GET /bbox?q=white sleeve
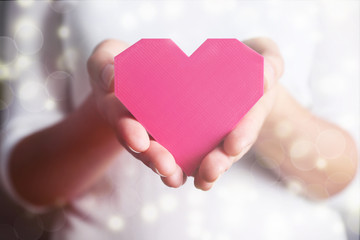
[0,2,72,213]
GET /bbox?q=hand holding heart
[87,37,284,190]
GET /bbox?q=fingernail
[128,145,140,154]
[264,58,275,90]
[148,162,167,177]
[155,167,166,177]
[101,64,114,90]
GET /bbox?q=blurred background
[0,0,359,240]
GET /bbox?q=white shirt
[0,1,359,240]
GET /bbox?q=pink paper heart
[114,39,263,176]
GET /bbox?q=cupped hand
[88,37,284,191]
[87,39,186,187]
[194,37,285,190]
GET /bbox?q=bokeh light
[141,203,158,223]
[158,193,178,212]
[14,18,44,55]
[18,80,47,112]
[0,1,358,239]
[14,54,32,74]
[18,81,43,101]
[57,25,70,39]
[290,139,317,171]
[44,98,56,111]
[16,0,34,8]
[315,157,327,170]
[0,64,12,81]
[274,119,293,139]
[107,215,125,232]
[284,176,306,196]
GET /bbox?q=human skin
[9,38,358,207]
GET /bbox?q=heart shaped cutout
[114,39,263,176]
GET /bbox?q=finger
[160,165,186,188]
[194,169,214,191]
[87,39,129,93]
[243,37,284,91]
[223,87,277,157]
[115,112,151,153]
[99,94,150,153]
[198,147,232,183]
[139,140,178,177]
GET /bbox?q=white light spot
[0,64,11,80]
[138,2,157,21]
[290,140,311,158]
[57,25,70,39]
[44,99,56,111]
[315,158,327,170]
[18,81,42,100]
[290,139,317,171]
[285,178,305,195]
[107,215,125,232]
[141,203,158,223]
[120,13,138,30]
[16,0,34,8]
[14,18,44,55]
[159,194,178,212]
[275,120,293,138]
[14,55,32,73]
